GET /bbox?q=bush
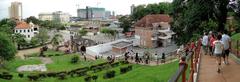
[120,65,133,74]
[18,73,24,78]
[103,70,115,79]
[71,55,79,64]
[27,74,39,81]
[58,73,66,80]
[92,75,98,81]
[46,72,57,77]
[84,75,92,82]
[1,74,13,80]
[76,70,87,77]
[111,62,120,67]
[39,73,47,78]
[120,61,129,65]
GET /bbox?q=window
[20,30,22,33]
[24,30,26,32]
[31,29,33,32]
[15,30,18,33]
[28,29,30,32]
[28,35,30,38]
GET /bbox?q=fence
[231,40,240,58]
[168,44,201,82]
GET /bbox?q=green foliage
[51,33,63,50]
[131,2,172,21]
[25,16,40,24]
[0,32,17,61]
[79,29,88,37]
[35,28,49,45]
[39,20,65,30]
[231,33,240,41]
[100,28,117,40]
[71,55,79,64]
[171,0,228,45]
[119,16,132,33]
[0,19,16,34]
[12,33,28,49]
[30,36,40,47]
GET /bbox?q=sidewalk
[198,54,240,82]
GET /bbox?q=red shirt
[210,36,215,47]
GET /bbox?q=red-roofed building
[14,21,39,40]
[134,14,175,48]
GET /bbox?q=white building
[38,11,71,23]
[14,21,39,40]
[38,12,53,21]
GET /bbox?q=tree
[51,33,63,51]
[131,2,172,21]
[171,0,227,45]
[0,32,17,62]
[0,18,16,34]
[25,16,40,24]
[119,16,132,33]
[78,29,88,37]
[35,28,49,45]
[30,36,40,47]
[12,33,28,50]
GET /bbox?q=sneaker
[223,61,227,64]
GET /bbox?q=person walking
[213,34,224,73]
[221,31,231,64]
[209,33,216,56]
[202,32,209,55]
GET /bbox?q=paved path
[16,44,52,59]
[198,54,240,82]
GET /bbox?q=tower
[9,1,23,20]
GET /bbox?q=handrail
[168,52,193,82]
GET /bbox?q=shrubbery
[120,65,133,74]
[71,55,79,64]
[103,70,115,79]
[18,73,24,78]
[0,72,13,80]
[27,74,39,81]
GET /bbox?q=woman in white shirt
[213,34,224,73]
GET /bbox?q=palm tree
[51,33,63,51]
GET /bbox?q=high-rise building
[130,4,135,14]
[38,11,71,23]
[9,1,23,20]
[77,7,106,20]
[105,11,111,19]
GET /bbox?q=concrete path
[198,54,240,82]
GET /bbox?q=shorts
[223,49,230,58]
[214,53,222,57]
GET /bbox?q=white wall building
[14,22,39,40]
[38,11,70,23]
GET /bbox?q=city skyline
[0,0,172,19]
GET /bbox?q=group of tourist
[124,50,166,65]
[201,31,231,73]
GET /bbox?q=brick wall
[135,27,153,48]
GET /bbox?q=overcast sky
[0,0,172,19]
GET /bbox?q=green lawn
[0,60,178,82]
[1,57,42,72]
[0,50,179,82]
[46,55,106,72]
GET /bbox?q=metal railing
[168,44,201,82]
